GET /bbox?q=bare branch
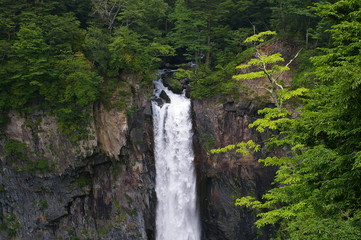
[258,86,273,95]
[275,48,302,82]
[285,48,302,68]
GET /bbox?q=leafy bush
[4,140,26,157]
[190,47,255,99]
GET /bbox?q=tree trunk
[205,18,211,70]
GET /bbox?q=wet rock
[223,101,236,112]
[159,90,171,104]
[152,90,172,108]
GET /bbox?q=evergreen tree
[236,1,361,239]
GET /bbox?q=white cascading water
[152,71,200,240]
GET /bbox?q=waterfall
[152,71,200,240]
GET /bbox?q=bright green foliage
[84,25,113,75]
[233,31,303,110]
[87,0,174,79]
[249,108,292,133]
[109,26,174,75]
[278,87,308,102]
[0,6,101,139]
[243,31,276,43]
[235,54,285,70]
[211,140,260,156]
[190,47,255,99]
[235,1,361,239]
[249,88,308,132]
[173,68,194,80]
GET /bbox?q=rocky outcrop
[0,75,156,240]
[193,99,277,240]
[3,110,97,173]
[94,102,128,160]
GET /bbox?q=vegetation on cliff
[231,1,361,239]
[0,0,333,132]
[0,0,360,239]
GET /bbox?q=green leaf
[244,31,276,43]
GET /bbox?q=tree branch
[275,48,302,82]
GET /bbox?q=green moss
[112,166,121,178]
[113,200,127,223]
[74,175,92,188]
[165,76,183,93]
[0,113,9,130]
[129,208,137,216]
[0,214,20,238]
[4,139,26,157]
[113,200,122,212]
[126,104,137,118]
[54,105,94,144]
[39,199,48,209]
[26,158,55,174]
[98,225,112,236]
[199,133,216,149]
[117,212,127,223]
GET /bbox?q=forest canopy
[0,0,335,122]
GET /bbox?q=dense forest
[0,0,360,239]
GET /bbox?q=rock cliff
[193,99,277,240]
[0,39,296,239]
[0,75,156,240]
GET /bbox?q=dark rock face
[159,90,171,104]
[153,90,171,107]
[193,98,277,240]
[0,75,156,240]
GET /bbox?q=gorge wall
[0,84,275,240]
[0,75,156,240]
[0,39,298,239]
[193,99,277,240]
